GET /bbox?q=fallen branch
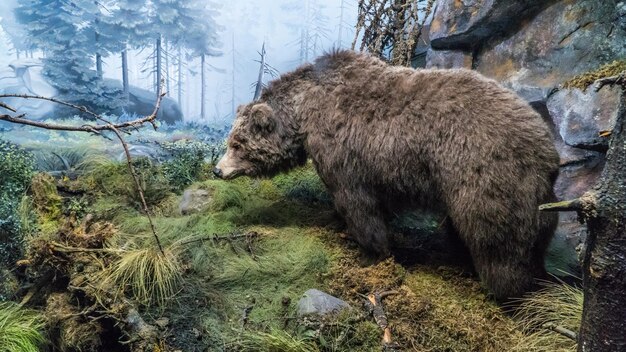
[177,231,260,246]
[543,322,577,341]
[539,199,583,212]
[360,290,400,351]
[593,72,626,92]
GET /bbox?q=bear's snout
[213,167,223,178]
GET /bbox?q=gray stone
[474,0,626,101]
[425,49,473,69]
[429,0,548,50]
[547,86,621,150]
[179,188,213,215]
[296,289,350,317]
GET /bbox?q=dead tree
[541,75,626,352]
[353,0,435,66]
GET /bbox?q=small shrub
[0,302,47,352]
[102,247,182,307]
[272,164,331,204]
[160,139,225,191]
[512,283,582,352]
[0,140,35,268]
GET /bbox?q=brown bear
[214,50,559,301]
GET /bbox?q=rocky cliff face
[425,0,626,271]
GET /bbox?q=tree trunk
[201,53,206,120]
[231,31,236,119]
[121,49,129,102]
[164,39,170,96]
[338,0,345,47]
[577,90,626,351]
[16,49,20,60]
[155,36,162,95]
[177,46,183,111]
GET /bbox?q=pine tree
[106,0,151,100]
[15,0,122,113]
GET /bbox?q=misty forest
[0,0,625,351]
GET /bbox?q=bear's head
[214,102,306,179]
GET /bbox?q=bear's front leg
[333,187,390,259]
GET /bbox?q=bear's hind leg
[333,188,390,259]
[470,244,541,302]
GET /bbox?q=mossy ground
[8,146,582,351]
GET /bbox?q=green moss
[84,158,172,209]
[562,60,626,91]
[30,173,62,235]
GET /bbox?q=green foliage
[0,140,35,268]
[0,140,35,195]
[33,148,89,174]
[160,139,225,191]
[0,302,46,352]
[272,165,331,204]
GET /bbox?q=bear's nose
[213,167,223,178]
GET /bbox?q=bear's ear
[250,103,276,134]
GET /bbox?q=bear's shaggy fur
[215,50,559,301]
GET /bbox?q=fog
[0,0,357,124]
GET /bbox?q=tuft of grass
[103,247,183,307]
[511,283,582,352]
[562,60,626,91]
[232,328,320,352]
[0,302,46,352]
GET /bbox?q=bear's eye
[230,143,241,151]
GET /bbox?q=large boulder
[0,59,183,124]
[0,60,57,119]
[474,0,626,103]
[429,0,549,50]
[179,188,213,216]
[547,86,622,150]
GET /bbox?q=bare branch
[539,199,583,212]
[593,72,626,92]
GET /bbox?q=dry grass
[232,328,320,352]
[511,283,582,352]
[102,246,183,307]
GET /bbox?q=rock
[474,0,626,103]
[425,49,472,69]
[429,0,548,50]
[547,86,622,150]
[296,289,350,317]
[104,78,183,125]
[117,144,163,162]
[0,59,183,124]
[0,59,57,120]
[179,188,213,215]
